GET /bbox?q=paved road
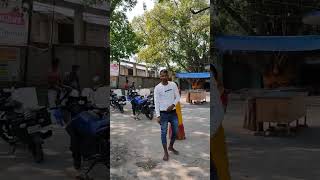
[110,99,210,180]
[224,99,320,180]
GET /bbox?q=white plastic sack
[93,86,109,108]
[112,89,123,97]
[11,87,39,110]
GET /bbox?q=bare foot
[168,147,179,155]
[163,153,169,161]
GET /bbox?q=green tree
[132,0,210,72]
[110,0,143,62]
[110,11,142,62]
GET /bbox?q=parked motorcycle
[51,86,108,180]
[129,91,154,120]
[0,89,52,163]
[110,90,126,113]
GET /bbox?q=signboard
[110,63,119,76]
[0,0,29,46]
[0,47,20,81]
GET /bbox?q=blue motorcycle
[51,87,108,180]
[129,91,154,120]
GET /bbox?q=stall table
[186,90,206,104]
[243,91,308,135]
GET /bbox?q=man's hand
[156,116,161,124]
[166,104,175,112]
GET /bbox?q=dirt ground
[224,97,320,180]
[110,94,210,180]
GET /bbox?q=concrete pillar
[74,9,84,45]
[133,64,137,76]
[54,21,59,43]
[40,20,48,42]
[145,68,149,77]
[48,19,58,44]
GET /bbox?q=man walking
[154,69,180,161]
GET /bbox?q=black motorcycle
[0,90,52,163]
[110,90,126,113]
[129,91,154,120]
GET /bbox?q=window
[128,68,133,76]
[58,23,74,43]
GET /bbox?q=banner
[0,47,20,81]
[110,63,119,76]
[0,0,29,46]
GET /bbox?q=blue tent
[176,72,211,79]
[215,35,320,52]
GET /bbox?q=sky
[126,0,155,22]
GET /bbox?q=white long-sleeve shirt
[154,81,180,118]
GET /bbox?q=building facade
[0,0,109,88]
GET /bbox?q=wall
[26,45,107,88]
[111,75,160,89]
[31,13,59,44]
[31,14,107,47]
[85,23,108,47]
[137,69,146,77]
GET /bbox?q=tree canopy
[110,0,143,62]
[132,0,210,72]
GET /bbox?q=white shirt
[154,81,180,118]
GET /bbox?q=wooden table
[243,91,308,135]
[186,90,206,104]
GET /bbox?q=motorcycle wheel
[146,111,154,120]
[31,136,44,163]
[119,105,124,113]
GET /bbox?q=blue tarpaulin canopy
[215,35,320,52]
[176,72,211,79]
